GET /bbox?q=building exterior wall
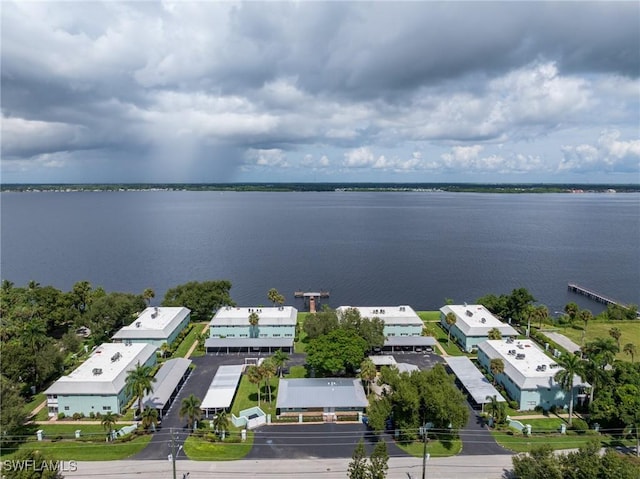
[383,324,422,337]
[114,312,190,346]
[209,324,295,338]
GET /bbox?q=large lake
[1,191,638,314]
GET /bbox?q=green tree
[490,358,505,385]
[609,327,622,349]
[617,383,640,457]
[512,444,563,479]
[485,394,506,425]
[306,329,368,376]
[260,358,277,403]
[124,362,156,417]
[142,288,155,306]
[366,396,392,434]
[162,280,235,321]
[487,328,502,340]
[583,337,619,368]
[86,292,146,342]
[71,280,93,315]
[623,343,637,363]
[0,375,28,449]
[577,309,593,346]
[272,349,289,378]
[179,394,202,430]
[564,302,580,323]
[4,449,65,478]
[267,288,285,306]
[534,305,549,329]
[246,365,264,406]
[445,312,457,347]
[140,407,159,432]
[20,317,48,388]
[505,287,536,325]
[101,411,117,440]
[213,410,230,440]
[359,358,377,395]
[358,317,386,351]
[303,307,339,340]
[347,439,368,479]
[248,312,260,338]
[368,440,389,479]
[554,353,586,426]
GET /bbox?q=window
[64,406,70,411]
[103,406,111,411]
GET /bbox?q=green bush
[57,412,66,420]
[570,418,589,433]
[72,412,83,420]
[508,400,519,410]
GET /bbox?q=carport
[383,336,437,352]
[444,356,506,411]
[142,358,192,419]
[200,364,244,417]
[205,337,294,354]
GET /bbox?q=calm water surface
[1,191,638,313]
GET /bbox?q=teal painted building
[209,306,297,339]
[112,306,191,347]
[336,305,423,337]
[45,342,158,417]
[440,304,518,352]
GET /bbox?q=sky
[1,1,639,184]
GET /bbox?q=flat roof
[112,307,190,340]
[336,306,423,326]
[201,365,244,411]
[478,339,589,390]
[440,305,518,337]
[444,356,506,404]
[143,358,192,411]
[396,363,420,374]
[210,306,297,327]
[369,355,397,367]
[205,337,294,349]
[45,343,158,395]
[276,378,368,410]
[384,336,437,347]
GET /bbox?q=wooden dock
[294,290,330,298]
[567,283,625,308]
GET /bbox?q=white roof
[478,339,589,390]
[276,378,368,409]
[112,307,190,340]
[444,356,505,404]
[369,355,397,367]
[209,306,297,327]
[336,306,423,326]
[45,343,158,395]
[200,364,244,410]
[143,358,192,410]
[440,305,518,337]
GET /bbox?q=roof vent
[92,368,103,375]
[480,318,486,323]
[111,352,122,362]
[136,322,141,328]
[466,310,473,317]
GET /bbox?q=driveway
[458,404,511,456]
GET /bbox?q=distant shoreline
[2,183,639,193]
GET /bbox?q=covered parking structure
[142,358,192,419]
[444,356,506,410]
[205,337,294,354]
[200,364,244,417]
[382,336,437,352]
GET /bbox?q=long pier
[567,283,625,308]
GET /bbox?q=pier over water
[567,283,634,311]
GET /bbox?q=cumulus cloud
[559,130,640,173]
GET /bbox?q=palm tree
[535,305,549,329]
[140,407,159,432]
[485,395,506,425]
[445,312,457,347]
[273,349,289,378]
[213,410,230,440]
[179,394,202,431]
[142,288,155,306]
[260,358,277,403]
[564,302,579,323]
[582,357,607,405]
[577,309,593,345]
[267,288,285,307]
[583,337,619,368]
[101,412,117,441]
[487,328,502,340]
[623,343,637,363]
[359,358,377,395]
[489,358,504,385]
[125,362,156,417]
[159,342,170,359]
[21,317,47,387]
[246,365,263,406]
[609,327,622,349]
[553,353,586,426]
[248,312,260,338]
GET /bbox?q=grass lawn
[553,321,640,361]
[24,393,46,418]
[395,435,463,457]
[231,374,278,419]
[429,323,466,356]
[491,430,635,453]
[295,312,309,353]
[1,435,152,460]
[33,424,121,437]
[286,365,307,378]
[518,417,566,432]
[184,432,253,460]
[417,311,441,322]
[172,322,207,358]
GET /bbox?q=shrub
[570,418,589,434]
[72,412,83,420]
[57,412,65,420]
[549,405,558,414]
[508,400,519,410]
[89,412,95,419]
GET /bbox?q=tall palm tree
[583,337,619,368]
[487,328,502,340]
[445,312,457,347]
[485,395,506,425]
[273,349,289,378]
[553,353,586,426]
[359,358,377,395]
[260,358,277,403]
[213,410,230,440]
[623,343,637,363]
[577,309,593,346]
[125,362,156,417]
[140,407,159,432]
[564,302,579,323]
[267,288,285,307]
[609,327,622,349]
[248,312,260,338]
[179,394,202,431]
[535,305,549,329]
[101,412,117,441]
[582,357,607,405]
[159,342,170,359]
[21,317,47,388]
[489,358,505,385]
[142,288,155,306]
[246,365,263,406]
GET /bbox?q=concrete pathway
[459,404,510,456]
[544,332,581,353]
[183,323,209,359]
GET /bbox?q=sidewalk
[184,322,209,358]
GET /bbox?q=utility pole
[421,425,429,479]
[169,428,178,479]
